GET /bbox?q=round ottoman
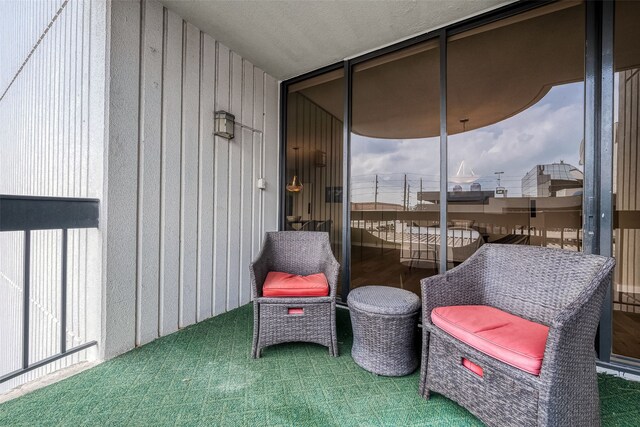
[347,286,421,376]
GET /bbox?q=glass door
[349,40,441,296]
[446,2,585,265]
[611,0,640,361]
[284,69,344,265]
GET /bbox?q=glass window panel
[612,0,640,361]
[285,70,344,268]
[350,40,440,296]
[446,2,585,267]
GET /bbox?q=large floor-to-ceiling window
[283,69,344,265]
[446,2,585,266]
[350,40,440,295]
[281,0,640,370]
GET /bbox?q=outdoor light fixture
[286,147,303,192]
[214,111,235,139]
[315,150,327,167]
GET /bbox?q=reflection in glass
[612,0,640,361]
[284,70,344,266]
[350,40,440,296]
[446,2,585,267]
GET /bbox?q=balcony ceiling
[294,2,590,139]
[159,0,513,80]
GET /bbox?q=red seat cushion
[431,305,549,375]
[262,271,329,297]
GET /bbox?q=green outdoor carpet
[1,304,639,427]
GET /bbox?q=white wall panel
[197,33,216,322]
[104,0,140,359]
[105,0,280,356]
[0,0,106,393]
[159,8,183,337]
[213,42,231,316]
[179,22,200,328]
[0,0,66,99]
[239,127,254,306]
[136,0,163,346]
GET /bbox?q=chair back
[316,220,332,233]
[262,231,334,276]
[471,244,614,325]
[300,220,318,231]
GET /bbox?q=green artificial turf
[1,304,639,426]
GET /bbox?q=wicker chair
[250,231,340,358]
[419,243,615,427]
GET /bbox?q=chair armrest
[319,252,340,299]
[249,252,270,299]
[421,262,484,325]
[540,265,614,383]
[535,276,610,418]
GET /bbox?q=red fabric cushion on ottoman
[431,305,549,375]
[262,271,329,297]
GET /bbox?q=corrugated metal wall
[103,0,279,357]
[0,0,106,393]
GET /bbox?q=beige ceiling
[159,0,514,80]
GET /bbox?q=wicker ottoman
[348,286,421,376]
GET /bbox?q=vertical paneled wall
[0,0,106,392]
[0,0,65,92]
[614,69,640,314]
[286,93,343,254]
[105,0,279,357]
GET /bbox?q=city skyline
[351,82,584,205]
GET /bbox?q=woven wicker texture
[348,286,421,377]
[419,243,616,427]
[250,231,340,358]
[0,304,638,426]
[348,286,421,315]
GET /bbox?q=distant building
[521,161,583,197]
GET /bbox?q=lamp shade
[286,175,303,192]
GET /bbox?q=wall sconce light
[214,111,235,139]
[315,150,326,167]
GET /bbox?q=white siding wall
[104,0,280,358]
[0,0,107,393]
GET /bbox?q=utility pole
[407,184,411,210]
[419,178,423,209]
[374,174,379,210]
[403,174,407,210]
[495,171,505,197]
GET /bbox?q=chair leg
[330,302,338,357]
[419,329,430,399]
[251,302,260,359]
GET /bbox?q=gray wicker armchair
[250,231,340,358]
[419,243,615,427]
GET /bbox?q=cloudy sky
[351,82,584,205]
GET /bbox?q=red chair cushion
[431,305,549,375]
[262,271,329,297]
